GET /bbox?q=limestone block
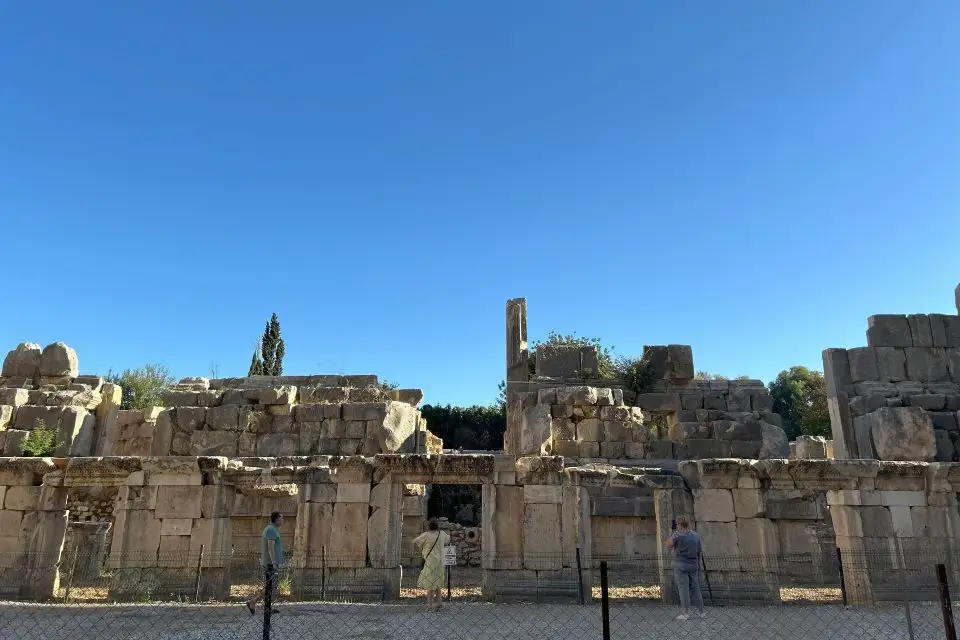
[162,390,199,406]
[205,405,239,431]
[2,343,41,377]
[329,502,368,564]
[336,483,370,503]
[766,499,820,520]
[578,441,600,458]
[536,344,597,378]
[930,412,959,431]
[637,393,681,412]
[110,509,162,560]
[342,402,387,421]
[556,387,598,406]
[848,348,879,382]
[948,348,960,382]
[344,420,366,439]
[698,521,739,567]
[523,503,562,569]
[575,418,602,442]
[520,405,552,455]
[736,518,780,556]
[906,348,950,382]
[880,490,926,507]
[889,505,914,537]
[295,502,333,564]
[862,407,935,461]
[0,389,29,407]
[612,389,624,405]
[758,422,789,459]
[395,389,424,407]
[256,433,299,456]
[175,407,207,432]
[0,510,22,537]
[873,347,907,382]
[732,489,765,518]
[190,431,237,456]
[524,485,562,504]
[694,489,735,522]
[750,391,774,412]
[910,506,960,537]
[599,406,631,421]
[600,441,625,458]
[155,486,203,520]
[159,518,193,536]
[681,393,704,410]
[867,315,912,348]
[703,393,726,410]
[261,386,297,405]
[912,394,946,411]
[0,405,12,431]
[726,388,751,412]
[934,429,955,461]
[730,441,762,458]
[907,315,934,348]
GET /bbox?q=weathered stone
[847,348,879,382]
[578,441,600,458]
[205,405,239,431]
[155,486,202,520]
[0,388,29,407]
[2,343,41,378]
[907,314,934,348]
[2,430,28,455]
[576,418,603,442]
[905,347,950,382]
[694,489,735,522]
[600,441,624,458]
[190,431,238,456]
[759,422,789,459]
[162,390,198,406]
[301,386,348,404]
[0,405,12,431]
[732,489,765,518]
[260,386,297,405]
[395,389,423,407]
[867,315,912,348]
[766,499,820,520]
[930,412,959,432]
[875,347,907,382]
[946,348,960,382]
[703,393,726,410]
[556,387,598,406]
[935,429,955,461]
[550,418,575,441]
[911,394,946,411]
[637,393,680,412]
[594,388,615,406]
[931,314,960,348]
[342,403,387,421]
[865,407,935,461]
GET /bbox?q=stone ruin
[1,283,960,606]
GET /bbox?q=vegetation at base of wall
[614,354,658,397]
[105,365,176,410]
[248,313,285,376]
[23,418,59,457]
[768,366,830,439]
[420,404,506,452]
[527,331,616,379]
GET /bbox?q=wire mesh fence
[1,549,960,639]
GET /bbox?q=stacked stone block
[523,383,786,461]
[824,291,960,462]
[0,458,69,600]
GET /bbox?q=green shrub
[23,419,58,457]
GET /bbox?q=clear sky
[1,2,958,406]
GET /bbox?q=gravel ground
[0,600,947,640]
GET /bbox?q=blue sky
[1,2,958,406]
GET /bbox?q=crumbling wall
[516,383,786,462]
[824,286,960,462]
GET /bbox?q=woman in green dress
[413,519,450,611]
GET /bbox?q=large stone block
[328,502,368,564]
[694,489,735,522]
[905,347,950,382]
[536,344,598,379]
[190,431,238,456]
[637,393,681,412]
[847,348,879,382]
[864,407,935,461]
[520,405,552,455]
[867,315,913,348]
[155,486,203,520]
[260,386,297,405]
[38,342,78,377]
[908,315,935,348]
[875,348,907,382]
[522,503,562,569]
[205,405,239,431]
[759,422,789,459]
[697,521,739,565]
[2,343,41,378]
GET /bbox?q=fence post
[600,561,610,640]
[446,565,451,602]
[836,548,848,607]
[936,564,957,640]
[320,546,326,601]
[575,547,585,605]
[63,544,80,604]
[194,545,204,603]
[263,566,274,640]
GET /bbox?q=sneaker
[675,614,689,621]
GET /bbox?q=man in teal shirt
[246,512,284,615]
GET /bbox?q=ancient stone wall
[513,384,787,462]
[823,287,960,462]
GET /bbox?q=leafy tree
[768,366,830,439]
[695,371,751,381]
[528,330,615,378]
[249,313,285,376]
[420,404,507,451]
[105,365,176,410]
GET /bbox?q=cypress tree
[250,314,285,376]
[248,347,264,376]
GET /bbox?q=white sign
[443,545,457,566]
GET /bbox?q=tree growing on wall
[527,331,616,378]
[768,366,830,439]
[105,364,176,410]
[248,313,285,376]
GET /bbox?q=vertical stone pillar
[95,383,123,456]
[291,468,335,598]
[822,349,857,459]
[481,480,523,598]
[505,298,529,455]
[653,486,687,605]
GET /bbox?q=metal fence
[2,549,960,639]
